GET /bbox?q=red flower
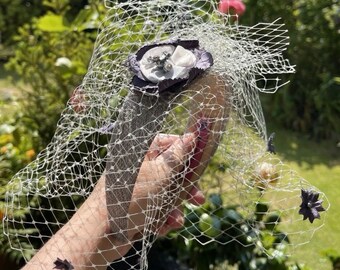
[218,0,246,16]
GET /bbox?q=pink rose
[218,0,246,16]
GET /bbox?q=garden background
[0,0,339,269]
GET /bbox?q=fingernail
[189,188,206,205]
[167,209,184,227]
[182,133,195,149]
[176,215,184,225]
[194,190,206,205]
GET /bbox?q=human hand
[86,133,205,263]
[127,133,205,239]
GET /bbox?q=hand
[127,133,205,238]
[23,133,205,270]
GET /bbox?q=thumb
[158,133,196,173]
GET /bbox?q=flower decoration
[267,132,276,154]
[127,39,213,93]
[299,189,325,223]
[254,162,279,190]
[53,257,74,270]
[218,0,246,16]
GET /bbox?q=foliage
[0,96,39,264]
[5,0,106,150]
[0,0,106,265]
[322,249,340,270]
[155,193,310,270]
[242,0,340,139]
[0,0,43,48]
[0,0,339,267]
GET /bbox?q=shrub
[153,194,309,270]
[0,0,43,47]
[0,0,106,265]
[5,0,106,150]
[242,0,340,139]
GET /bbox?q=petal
[135,40,199,61]
[311,208,320,219]
[308,215,315,223]
[311,192,320,202]
[302,213,308,220]
[131,76,158,92]
[316,206,326,212]
[177,39,200,50]
[127,55,145,80]
[183,68,203,87]
[299,202,306,208]
[141,67,175,83]
[127,54,139,73]
[315,201,326,212]
[194,49,214,70]
[170,45,197,67]
[301,189,309,201]
[171,66,191,80]
[299,207,313,222]
[298,207,308,216]
[157,77,187,92]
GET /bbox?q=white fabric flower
[139,45,197,83]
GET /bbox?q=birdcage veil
[3,0,329,269]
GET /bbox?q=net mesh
[3,0,329,269]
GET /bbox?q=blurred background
[0,0,339,269]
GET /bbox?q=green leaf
[199,213,221,237]
[37,14,69,32]
[334,77,340,85]
[208,193,223,208]
[67,129,81,141]
[264,213,281,231]
[255,202,269,221]
[223,209,243,224]
[72,8,100,31]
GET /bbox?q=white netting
[3,1,329,269]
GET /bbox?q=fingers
[158,133,196,173]
[158,208,184,236]
[166,208,184,228]
[187,185,205,205]
[159,186,205,236]
[145,134,180,160]
[129,132,204,239]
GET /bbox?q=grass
[0,65,339,269]
[267,122,340,270]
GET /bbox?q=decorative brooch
[127,39,213,93]
[299,189,325,223]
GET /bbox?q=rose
[127,39,213,93]
[218,0,246,16]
